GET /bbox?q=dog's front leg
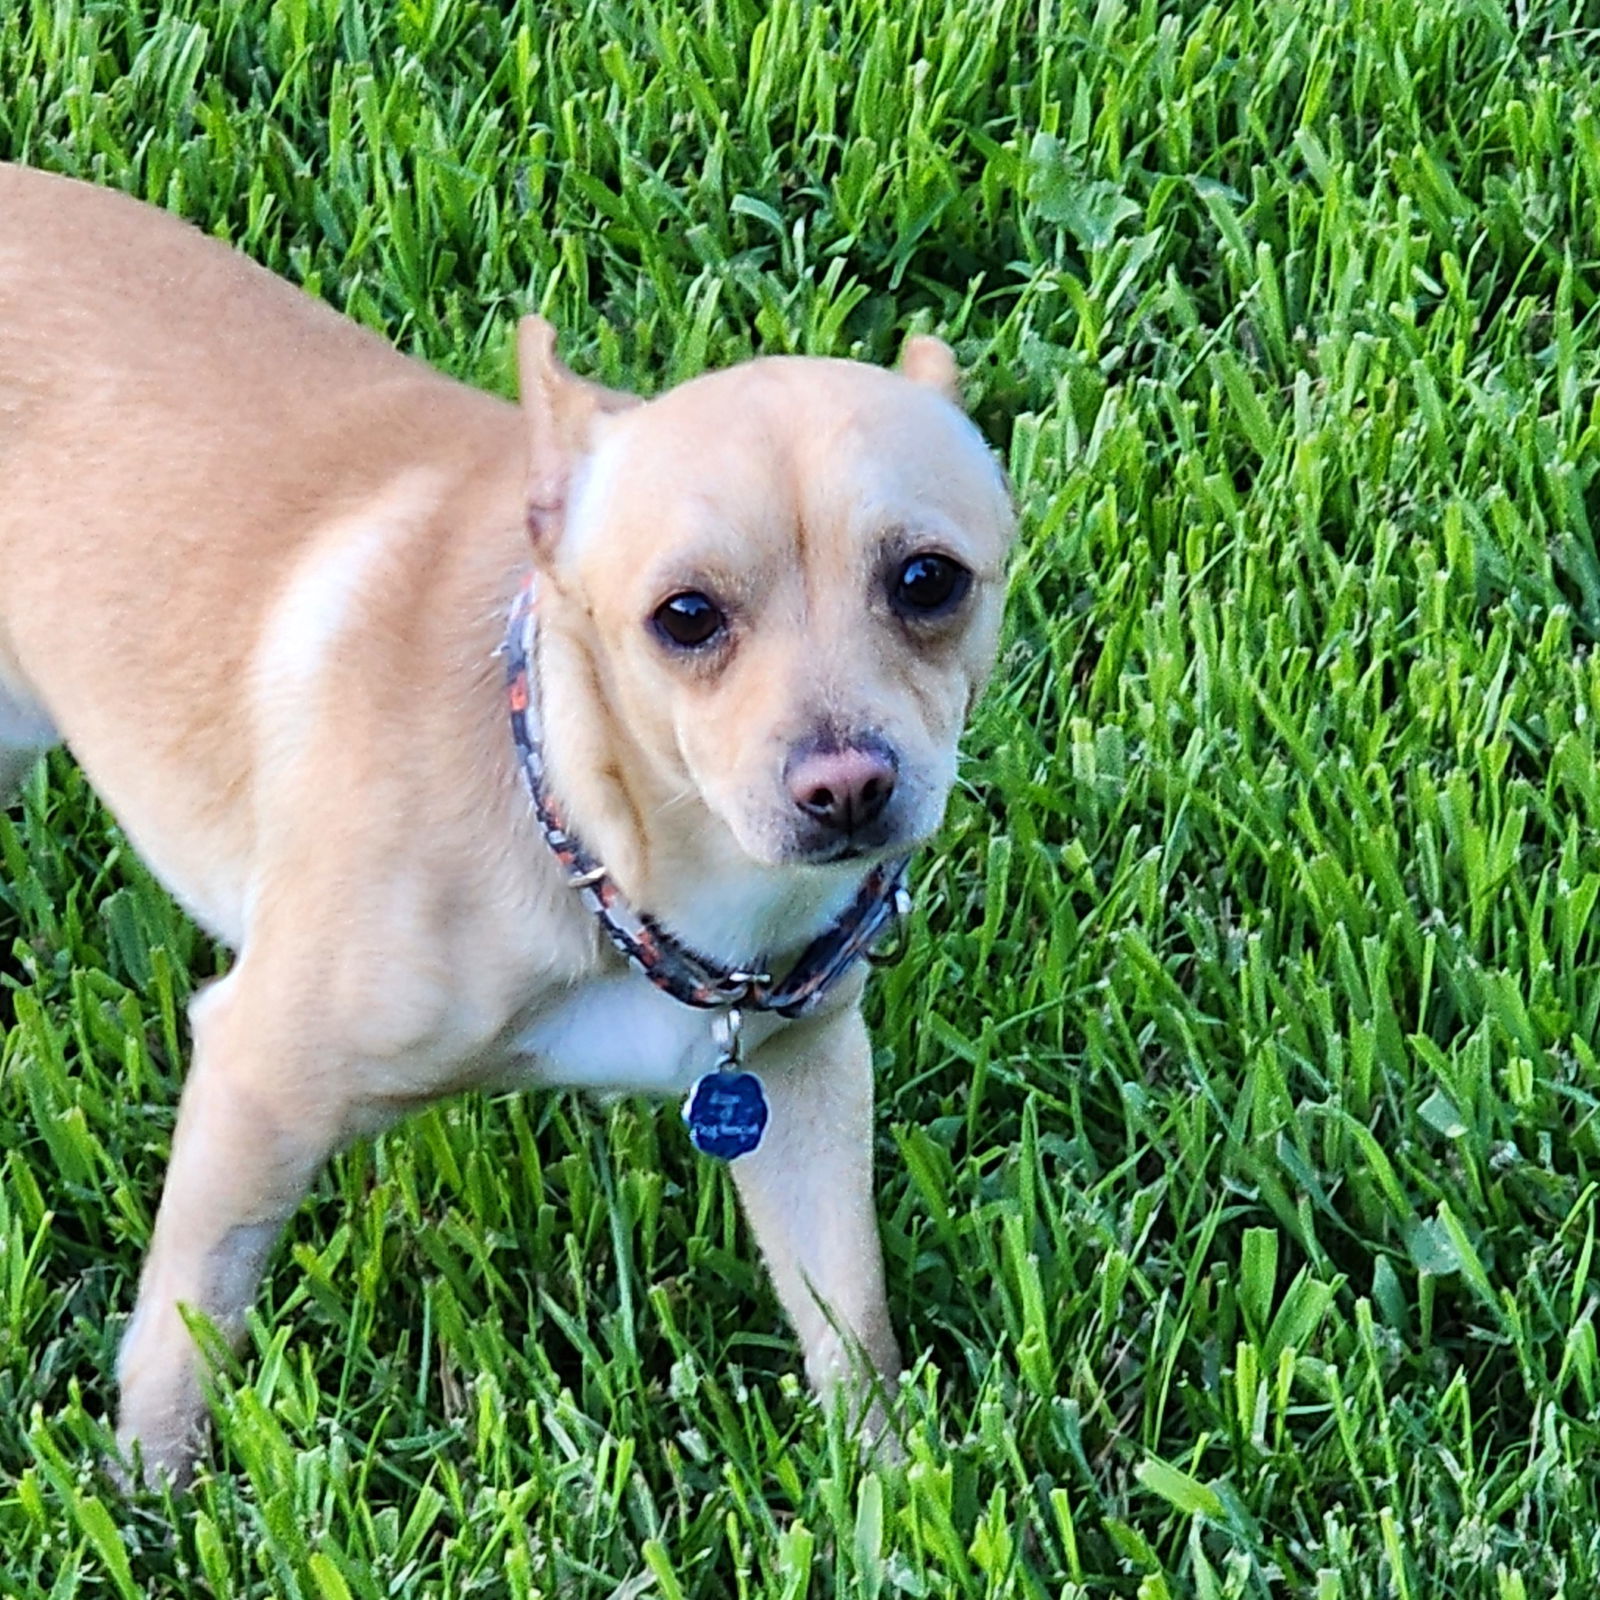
[115,967,353,1484]
[733,1005,901,1433]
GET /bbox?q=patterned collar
[503,575,910,1019]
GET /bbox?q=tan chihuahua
[0,164,1015,1482]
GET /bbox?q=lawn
[3,0,1600,1594]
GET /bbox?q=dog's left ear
[519,317,640,555]
[898,333,961,405]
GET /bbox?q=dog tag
[683,1069,769,1160]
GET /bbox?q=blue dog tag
[683,1070,769,1160]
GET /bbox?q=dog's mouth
[780,818,916,869]
[807,840,870,864]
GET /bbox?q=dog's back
[0,165,522,932]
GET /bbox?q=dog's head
[519,319,1014,939]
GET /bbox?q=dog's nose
[786,741,898,834]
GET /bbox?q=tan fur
[0,163,1015,1481]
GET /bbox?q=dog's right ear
[518,317,639,556]
[898,333,961,405]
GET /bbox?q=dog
[0,163,1016,1483]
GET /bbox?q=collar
[503,575,911,1019]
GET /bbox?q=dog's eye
[889,553,971,619]
[652,590,727,650]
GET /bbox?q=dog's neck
[522,586,866,971]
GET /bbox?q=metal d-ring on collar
[502,574,913,1023]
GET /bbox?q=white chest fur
[510,971,783,1095]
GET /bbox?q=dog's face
[521,323,1014,880]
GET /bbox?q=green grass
[5,0,1600,1592]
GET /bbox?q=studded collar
[502,575,910,1019]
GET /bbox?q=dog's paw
[857,1399,907,1467]
[108,1419,203,1496]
